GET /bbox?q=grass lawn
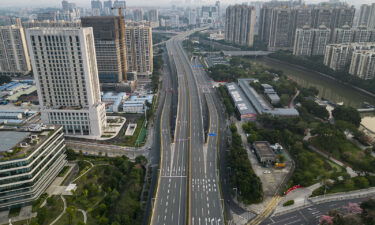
[311,137,375,173]
[58,165,70,177]
[120,116,146,147]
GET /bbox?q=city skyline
[1,0,374,8]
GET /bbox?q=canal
[252,57,375,134]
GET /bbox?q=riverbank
[253,57,375,108]
[264,57,375,98]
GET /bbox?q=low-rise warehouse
[225,83,257,121]
[253,141,276,165]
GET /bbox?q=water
[253,58,375,133]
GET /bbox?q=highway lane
[151,35,190,225]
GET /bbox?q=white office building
[26,27,107,138]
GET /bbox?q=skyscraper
[0,24,31,76]
[125,22,153,82]
[225,5,256,47]
[26,27,107,137]
[81,16,127,83]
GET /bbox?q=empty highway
[150,28,224,225]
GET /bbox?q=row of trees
[151,52,164,93]
[269,51,375,95]
[228,125,263,204]
[217,86,235,116]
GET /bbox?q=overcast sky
[0,0,373,8]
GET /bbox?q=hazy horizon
[0,0,373,8]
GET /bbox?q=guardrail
[273,187,375,217]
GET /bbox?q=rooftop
[0,124,61,161]
[253,141,276,159]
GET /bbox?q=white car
[263,170,271,174]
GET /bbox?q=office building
[0,125,66,209]
[349,50,375,80]
[81,16,127,83]
[0,25,31,76]
[324,42,375,71]
[125,22,153,82]
[26,27,107,137]
[22,20,81,29]
[225,5,256,47]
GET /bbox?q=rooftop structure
[0,125,66,209]
[253,141,276,165]
[225,83,257,121]
[233,79,299,117]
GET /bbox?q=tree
[66,206,77,225]
[332,106,361,127]
[0,75,11,85]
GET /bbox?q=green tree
[0,75,11,85]
[332,106,361,127]
[66,206,77,225]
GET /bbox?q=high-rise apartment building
[225,5,256,47]
[26,27,107,137]
[349,50,375,80]
[133,9,143,21]
[293,25,331,56]
[188,8,198,25]
[91,0,103,16]
[324,42,375,71]
[312,25,331,55]
[0,24,31,76]
[125,22,153,82]
[259,3,355,50]
[147,9,158,22]
[293,26,314,56]
[103,0,113,15]
[358,4,371,26]
[332,26,374,43]
[332,25,353,43]
[268,7,295,51]
[81,16,127,83]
